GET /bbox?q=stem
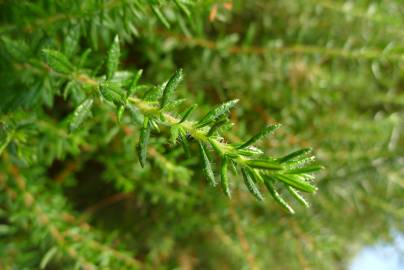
[71,72,268,171]
[128,97,248,164]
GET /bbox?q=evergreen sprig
[41,37,321,213]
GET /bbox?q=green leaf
[100,81,125,106]
[136,117,151,167]
[287,186,310,208]
[241,168,264,201]
[170,125,179,144]
[278,148,312,163]
[220,156,231,198]
[230,160,238,175]
[106,35,120,80]
[150,119,160,132]
[237,146,263,157]
[128,69,143,97]
[245,159,283,170]
[117,105,125,124]
[264,176,295,214]
[1,37,31,62]
[237,124,281,149]
[196,99,239,128]
[160,69,184,108]
[174,0,191,17]
[69,98,94,132]
[198,141,216,186]
[272,174,317,193]
[151,5,171,29]
[290,156,316,168]
[40,247,58,269]
[42,49,74,74]
[286,165,324,174]
[78,48,92,69]
[178,104,197,123]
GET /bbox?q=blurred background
[0,0,403,269]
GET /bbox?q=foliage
[0,0,403,269]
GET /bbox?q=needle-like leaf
[178,104,197,123]
[241,168,264,201]
[278,148,312,163]
[286,165,324,174]
[220,156,231,198]
[271,174,317,193]
[196,99,239,128]
[42,49,74,74]
[264,176,295,214]
[100,81,125,106]
[136,117,151,167]
[287,186,310,208]
[199,141,216,186]
[69,97,94,132]
[160,69,183,109]
[128,69,143,97]
[106,35,120,80]
[245,159,283,170]
[237,124,281,149]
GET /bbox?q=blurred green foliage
[0,0,403,269]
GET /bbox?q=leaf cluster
[40,37,321,214]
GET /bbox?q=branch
[39,38,322,213]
